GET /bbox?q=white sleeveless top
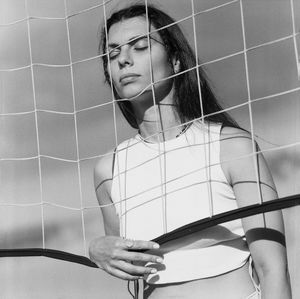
[111,121,250,284]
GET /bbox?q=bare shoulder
[94,150,120,234]
[220,126,256,184]
[94,150,115,189]
[220,126,254,160]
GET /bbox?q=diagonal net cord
[290,0,300,79]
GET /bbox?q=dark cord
[134,280,140,298]
[127,281,135,299]
[0,195,299,266]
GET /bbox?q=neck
[131,87,185,143]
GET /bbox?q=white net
[0,0,300,298]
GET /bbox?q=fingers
[116,250,163,264]
[89,236,163,281]
[121,239,160,251]
[111,260,157,277]
[116,239,163,264]
[105,264,143,281]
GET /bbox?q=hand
[89,236,163,280]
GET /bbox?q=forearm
[259,271,291,299]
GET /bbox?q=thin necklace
[138,123,191,142]
[175,123,191,138]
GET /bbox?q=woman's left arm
[220,127,292,299]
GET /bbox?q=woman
[89,4,291,299]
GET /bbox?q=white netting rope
[24,0,45,249]
[2,83,300,165]
[191,0,214,217]
[63,0,88,256]
[144,0,168,234]
[290,0,300,79]
[239,0,263,205]
[2,140,300,211]
[1,0,299,255]
[101,0,126,238]
[2,0,298,72]
[1,32,299,113]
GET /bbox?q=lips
[119,73,140,83]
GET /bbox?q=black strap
[0,248,98,268]
[151,194,300,246]
[0,194,299,266]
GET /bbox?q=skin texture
[108,17,174,101]
[220,127,291,299]
[89,16,292,299]
[89,17,174,281]
[107,17,181,142]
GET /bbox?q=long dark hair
[100,4,239,129]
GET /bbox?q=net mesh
[0,0,300,296]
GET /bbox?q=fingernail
[153,243,159,249]
[151,268,157,274]
[125,240,134,248]
[156,257,163,263]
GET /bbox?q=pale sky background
[0,0,300,298]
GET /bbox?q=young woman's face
[107,17,174,100]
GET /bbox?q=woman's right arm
[89,154,163,280]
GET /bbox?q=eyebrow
[108,34,147,49]
[107,33,162,49]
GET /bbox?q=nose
[118,46,133,68]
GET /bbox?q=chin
[117,85,152,100]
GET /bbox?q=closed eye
[109,48,120,59]
[132,37,149,50]
[108,35,163,60]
